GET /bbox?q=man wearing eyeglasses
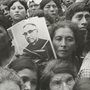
[23,23,54,61]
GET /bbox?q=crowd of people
[0,0,90,90]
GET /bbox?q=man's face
[23,24,38,44]
[71,11,90,31]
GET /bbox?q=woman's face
[18,68,37,90]
[9,1,27,22]
[53,26,76,59]
[43,0,58,18]
[49,73,75,90]
[0,80,20,90]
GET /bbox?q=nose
[61,39,66,47]
[50,6,54,12]
[32,6,36,10]
[81,17,87,26]
[15,8,19,13]
[24,81,31,90]
[62,82,70,90]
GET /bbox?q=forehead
[51,73,73,81]
[11,1,24,7]
[54,27,74,37]
[18,68,37,80]
[73,11,90,17]
[45,0,57,6]
[23,24,37,32]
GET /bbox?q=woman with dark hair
[50,20,83,71]
[8,0,28,25]
[40,0,63,23]
[8,56,39,90]
[40,60,77,90]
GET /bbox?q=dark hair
[0,14,11,29]
[8,0,28,10]
[8,56,38,72]
[8,56,40,90]
[73,78,90,90]
[40,59,77,90]
[40,0,63,16]
[65,2,90,20]
[50,20,83,57]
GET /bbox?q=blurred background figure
[40,0,63,23]
[0,67,24,90]
[73,78,90,90]
[60,0,76,12]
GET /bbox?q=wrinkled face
[28,1,40,11]
[50,73,75,90]
[9,1,27,22]
[43,0,58,18]
[71,11,90,31]
[18,68,37,90]
[53,27,76,59]
[0,80,20,90]
[0,26,9,50]
[62,0,75,7]
[23,24,38,44]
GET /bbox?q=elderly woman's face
[9,1,27,22]
[53,27,76,59]
[0,80,20,90]
[43,0,58,18]
[49,73,75,90]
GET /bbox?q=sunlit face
[71,11,90,31]
[0,26,9,50]
[9,1,27,22]
[43,0,58,18]
[18,68,37,90]
[62,0,75,7]
[28,1,40,11]
[53,27,76,59]
[23,24,38,44]
[50,73,75,90]
[0,80,20,90]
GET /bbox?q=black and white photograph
[0,0,90,90]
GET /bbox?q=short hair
[0,67,23,90]
[40,60,77,90]
[50,20,83,57]
[65,2,90,20]
[73,78,90,90]
[8,0,28,11]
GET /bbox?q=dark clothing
[23,38,54,61]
